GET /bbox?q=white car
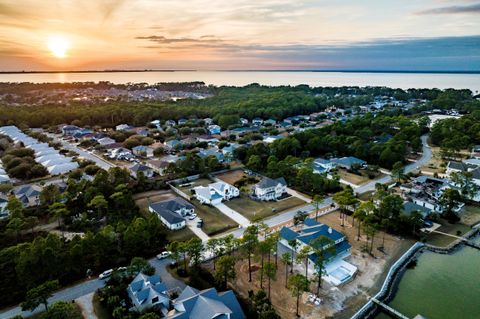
[117,266,128,272]
[99,269,113,279]
[156,251,171,260]
[188,214,197,220]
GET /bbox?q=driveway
[185,218,210,242]
[286,188,311,202]
[214,202,251,227]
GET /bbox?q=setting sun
[47,36,70,58]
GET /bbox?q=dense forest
[0,168,167,307]
[236,113,424,171]
[430,110,480,151]
[0,84,478,128]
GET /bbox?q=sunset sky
[1,0,479,71]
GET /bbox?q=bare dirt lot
[338,169,384,186]
[214,169,246,185]
[225,211,414,319]
[134,190,176,212]
[225,194,306,221]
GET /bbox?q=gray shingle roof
[150,198,192,224]
[257,177,286,189]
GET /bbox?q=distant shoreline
[0,69,479,75]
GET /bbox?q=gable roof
[403,201,431,218]
[257,177,286,189]
[150,197,192,225]
[172,287,245,319]
[129,163,152,173]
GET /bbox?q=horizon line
[0,69,479,75]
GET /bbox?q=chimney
[328,227,332,234]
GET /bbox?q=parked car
[156,251,171,260]
[423,220,433,228]
[188,213,197,220]
[117,266,128,272]
[99,269,113,279]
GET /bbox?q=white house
[149,197,193,230]
[193,186,223,205]
[194,181,239,205]
[0,174,10,184]
[116,124,132,131]
[132,145,154,158]
[98,137,116,146]
[61,125,80,136]
[0,193,9,219]
[210,181,239,200]
[127,273,170,313]
[252,118,264,126]
[254,177,287,201]
[47,162,79,175]
[313,158,337,174]
[129,163,154,178]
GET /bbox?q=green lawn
[460,205,480,226]
[191,200,238,236]
[163,226,197,242]
[426,222,471,247]
[225,194,306,222]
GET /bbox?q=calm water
[0,71,479,92]
[376,236,480,319]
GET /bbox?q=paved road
[0,258,184,319]
[46,133,115,171]
[353,135,431,194]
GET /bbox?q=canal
[376,236,480,319]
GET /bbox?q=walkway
[76,292,97,319]
[214,202,251,227]
[372,297,410,319]
[286,187,311,202]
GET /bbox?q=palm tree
[49,202,68,238]
[263,262,277,300]
[258,239,273,289]
[281,252,292,288]
[311,236,335,295]
[167,241,181,268]
[353,201,375,241]
[296,245,312,280]
[207,238,221,270]
[312,194,325,222]
[288,239,299,274]
[241,225,258,282]
[288,274,309,318]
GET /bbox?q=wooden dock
[430,230,480,251]
[371,297,410,319]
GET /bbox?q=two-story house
[253,177,287,201]
[279,218,357,286]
